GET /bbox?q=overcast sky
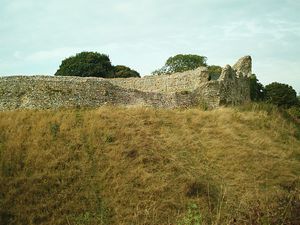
[0,0,299,93]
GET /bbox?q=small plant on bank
[178,203,203,225]
[50,122,60,138]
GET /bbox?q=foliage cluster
[113,65,140,78]
[152,54,207,75]
[250,74,266,101]
[152,54,223,81]
[55,52,140,78]
[249,75,299,110]
[265,82,299,108]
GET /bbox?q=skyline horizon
[1,51,299,94]
[1,0,299,93]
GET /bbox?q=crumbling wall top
[232,55,252,77]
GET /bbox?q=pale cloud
[13,51,22,60]
[256,58,300,92]
[24,47,84,62]
[215,21,259,40]
[216,18,300,42]
[113,2,135,13]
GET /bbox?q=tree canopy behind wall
[265,82,298,108]
[152,54,207,75]
[55,52,140,78]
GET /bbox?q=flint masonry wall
[0,76,198,110]
[0,56,252,110]
[109,67,210,93]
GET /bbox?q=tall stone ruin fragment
[232,55,252,77]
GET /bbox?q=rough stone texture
[0,56,251,110]
[109,67,210,93]
[232,55,252,77]
[218,65,251,105]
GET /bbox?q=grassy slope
[0,105,299,225]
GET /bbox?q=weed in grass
[178,203,203,225]
[50,122,60,138]
[105,134,115,143]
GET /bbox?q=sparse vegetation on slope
[0,105,300,224]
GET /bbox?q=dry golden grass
[0,105,299,224]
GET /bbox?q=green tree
[152,54,207,75]
[250,74,265,101]
[55,52,114,78]
[113,65,140,78]
[265,82,298,108]
[208,65,222,80]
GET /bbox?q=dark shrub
[265,82,298,108]
[55,52,114,78]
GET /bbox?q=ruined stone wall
[109,67,209,93]
[0,56,251,110]
[0,76,197,110]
